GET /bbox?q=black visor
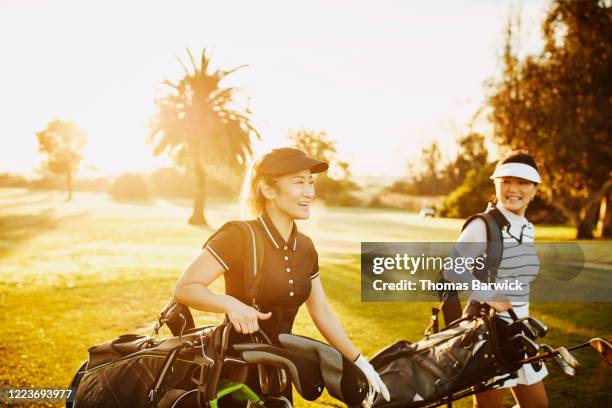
[259,148,329,176]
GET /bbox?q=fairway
[1,188,610,407]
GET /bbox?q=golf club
[509,320,538,340]
[512,316,548,338]
[558,347,579,369]
[507,333,539,356]
[567,337,612,366]
[528,345,574,376]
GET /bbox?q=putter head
[590,338,612,366]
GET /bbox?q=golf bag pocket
[74,337,191,408]
[86,334,158,369]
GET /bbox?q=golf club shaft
[567,341,592,352]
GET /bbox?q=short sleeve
[458,218,487,244]
[310,248,320,279]
[203,225,244,272]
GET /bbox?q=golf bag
[68,221,270,408]
[70,323,245,408]
[364,310,524,408]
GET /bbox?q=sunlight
[0,0,549,179]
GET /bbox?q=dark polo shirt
[204,211,319,341]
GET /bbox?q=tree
[442,132,489,193]
[36,119,87,201]
[440,162,497,218]
[488,0,612,238]
[149,49,260,226]
[289,129,360,206]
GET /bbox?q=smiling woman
[447,150,550,408]
[172,147,390,405]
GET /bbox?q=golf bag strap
[148,344,184,408]
[462,202,508,283]
[434,203,507,330]
[225,220,266,310]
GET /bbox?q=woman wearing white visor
[455,151,548,408]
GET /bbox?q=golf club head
[509,333,539,356]
[527,317,548,337]
[553,354,576,377]
[539,344,553,352]
[515,317,548,338]
[558,347,579,369]
[590,338,612,366]
[511,321,537,340]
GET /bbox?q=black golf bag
[67,220,269,408]
[363,310,525,408]
[68,306,368,408]
[69,317,254,408]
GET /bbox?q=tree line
[27,0,610,238]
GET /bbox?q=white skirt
[495,303,548,388]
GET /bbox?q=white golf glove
[354,354,390,404]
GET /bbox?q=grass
[0,188,610,407]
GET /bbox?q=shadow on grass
[0,211,59,258]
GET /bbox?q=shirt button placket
[285,247,293,297]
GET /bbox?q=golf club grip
[508,309,518,321]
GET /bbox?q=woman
[453,150,548,408]
[173,147,389,405]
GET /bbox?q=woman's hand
[354,354,390,403]
[486,299,513,313]
[224,297,272,334]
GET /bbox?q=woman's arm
[173,249,234,312]
[305,276,360,361]
[306,275,390,401]
[173,249,271,333]
[448,218,512,312]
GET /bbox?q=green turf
[0,188,610,407]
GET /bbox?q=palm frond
[186,47,197,74]
[176,55,191,77]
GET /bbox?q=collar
[258,211,298,251]
[495,202,528,226]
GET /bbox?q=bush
[315,176,361,207]
[439,163,496,218]
[151,166,241,199]
[109,174,151,200]
[0,173,28,188]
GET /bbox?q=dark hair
[497,150,539,172]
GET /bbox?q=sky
[0,0,550,181]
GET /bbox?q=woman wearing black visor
[174,148,389,406]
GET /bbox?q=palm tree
[149,49,260,226]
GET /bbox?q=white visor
[490,162,541,183]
